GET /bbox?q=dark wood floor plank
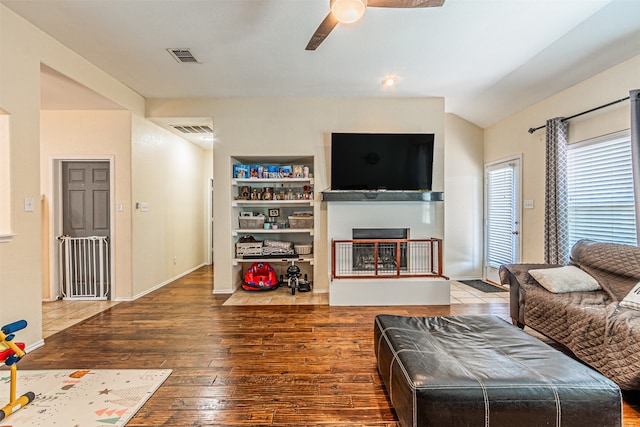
[16,265,640,425]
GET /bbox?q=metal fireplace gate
[58,236,110,299]
[332,238,444,279]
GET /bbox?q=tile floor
[223,284,329,306]
[450,280,510,304]
[222,280,509,306]
[42,299,120,338]
[42,280,508,337]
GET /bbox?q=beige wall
[0,5,44,345]
[147,97,446,292]
[0,5,208,347]
[131,116,207,298]
[484,54,640,262]
[444,114,484,279]
[40,110,133,299]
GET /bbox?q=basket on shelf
[288,215,313,229]
[294,244,313,255]
[238,214,265,229]
[236,241,263,257]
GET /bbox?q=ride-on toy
[0,320,35,421]
[242,262,280,291]
[282,259,312,295]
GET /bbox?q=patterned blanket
[501,239,640,389]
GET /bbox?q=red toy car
[242,262,280,291]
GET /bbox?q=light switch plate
[524,199,534,209]
[24,197,34,212]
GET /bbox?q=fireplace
[352,228,408,272]
[325,199,447,306]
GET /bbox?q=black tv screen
[330,133,434,191]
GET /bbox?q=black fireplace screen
[352,228,408,272]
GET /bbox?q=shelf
[233,256,314,266]
[232,200,313,207]
[231,155,316,288]
[233,178,314,185]
[233,228,313,236]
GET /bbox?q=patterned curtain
[630,90,640,243]
[544,117,570,264]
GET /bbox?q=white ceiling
[5,0,640,129]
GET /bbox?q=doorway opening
[50,158,115,301]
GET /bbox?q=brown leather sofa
[500,239,640,389]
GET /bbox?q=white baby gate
[57,236,110,300]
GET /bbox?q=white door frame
[484,155,522,283]
[48,155,116,300]
[208,177,214,264]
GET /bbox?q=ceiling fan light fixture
[330,0,367,24]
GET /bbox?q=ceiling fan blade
[306,12,339,51]
[367,0,444,7]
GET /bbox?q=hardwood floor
[21,265,640,426]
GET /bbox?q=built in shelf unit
[230,156,316,288]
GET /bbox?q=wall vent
[167,48,200,64]
[171,125,213,134]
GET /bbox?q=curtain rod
[527,96,631,134]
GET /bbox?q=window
[567,130,636,247]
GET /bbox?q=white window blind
[486,164,516,267]
[567,131,637,247]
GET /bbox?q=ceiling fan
[306,0,445,51]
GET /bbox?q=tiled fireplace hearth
[324,193,448,306]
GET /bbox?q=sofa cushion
[620,282,640,310]
[528,265,601,293]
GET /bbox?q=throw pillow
[620,282,640,310]
[528,265,601,293]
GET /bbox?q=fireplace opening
[352,228,408,272]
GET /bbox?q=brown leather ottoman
[374,314,621,427]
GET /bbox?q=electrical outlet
[173,256,177,265]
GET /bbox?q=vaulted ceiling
[5,0,640,128]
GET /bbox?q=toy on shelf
[0,320,35,421]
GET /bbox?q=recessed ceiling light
[382,76,397,87]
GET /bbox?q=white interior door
[484,157,521,284]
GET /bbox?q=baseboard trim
[115,263,207,302]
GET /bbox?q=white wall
[485,54,640,262]
[147,97,446,293]
[444,114,484,279]
[131,116,208,298]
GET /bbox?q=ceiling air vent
[171,125,213,134]
[167,48,200,64]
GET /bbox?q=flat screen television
[330,133,434,191]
